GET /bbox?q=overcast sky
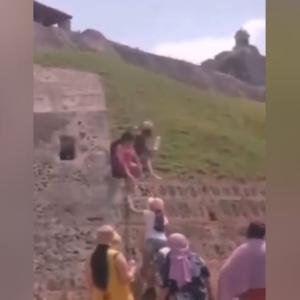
[41,0,266,63]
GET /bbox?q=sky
[41,0,266,63]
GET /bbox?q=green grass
[35,50,265,178]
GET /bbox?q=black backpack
[110,139,124,178]
[153,210,165,232]
[159,251,208,300]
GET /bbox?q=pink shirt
[116,144,138,168]
[218,239,266,300]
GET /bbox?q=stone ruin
[34,1,72,31]
[234,29,251,48]
[33,1,265,103]
[33,65,114,298]
[33,64,266,299]
[201,29,265,86]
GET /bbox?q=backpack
[159,251,208,300]
[153,210,165,232]
[110,139,124,178]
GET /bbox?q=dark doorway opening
[59,135,76,160]
[208,210,217,221]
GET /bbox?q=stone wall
[33,66,114,298]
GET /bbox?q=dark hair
[90,244,109,290]
[153,209,165,232]
[246,221,265,239]
[120,131,135,143]
[141,128,152,137]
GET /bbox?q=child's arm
[164,217,171,235]
[126,196,145,214]
[115,253,137,284]
[147,159,162,180]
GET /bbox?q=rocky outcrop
[34,22,77,49]
[34,23,265,102]
[34,22,118,55]
[75,29,119,54]
[202,29,265,86]
[112,42,265,101]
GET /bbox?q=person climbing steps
[108,131,143,207]
[134,120,162,180]
[127,196,169,297]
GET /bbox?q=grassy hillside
[35,50,265,178]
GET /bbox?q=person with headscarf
[85,225,137,300]
[134,120,162,180]
[217,221,266,300]
[157,233,214,300]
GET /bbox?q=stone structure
[34,1,72,31]
[202,29,265,86]
[235,29,250,48]
[33,51,266,300]
[33,65,115,297]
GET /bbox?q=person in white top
[127,196,169,292]
[133,120,162,180]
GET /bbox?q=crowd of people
[84,120,266,300]
[85,219,265,300]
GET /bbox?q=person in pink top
[110,131,142,192]
[217,221,266,300]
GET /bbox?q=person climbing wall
[127,196,169,296]
[134,120,162,180]
[107,131,142,211]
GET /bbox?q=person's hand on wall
[152,173,162,180]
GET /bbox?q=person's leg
[140,238,157,294]
[124,177,136,197]
[142,238,167,289]
[106,176,123,220]
[156,288,169,300]
[141,239,153,275]
[143,238,167,294]
[143,238,167,267]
